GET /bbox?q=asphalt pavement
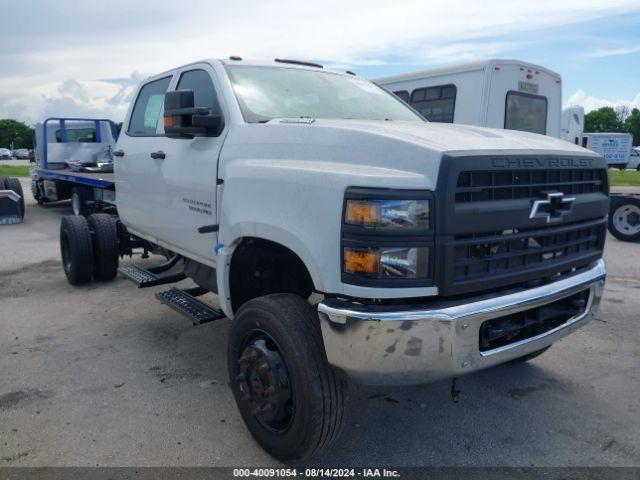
[1,179,639,467]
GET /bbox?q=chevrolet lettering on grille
[529,192,576,223]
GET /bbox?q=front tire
[228,294,345,461]
[5,177,25,219]
[60,216,93,285]
[608,196,640,242]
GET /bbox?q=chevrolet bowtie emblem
[529,192,575,223]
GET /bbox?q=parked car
[0,148,12,159]
[626,147,640,170]
[13,148,30,159]
[59,58,608,461]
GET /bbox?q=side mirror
[164,90,224,139]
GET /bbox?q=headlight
[341,188,435,287]
[345,198,430,230]
[343,246,430,279]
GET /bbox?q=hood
[286,119,597,157]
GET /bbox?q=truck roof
[374,58,561,85]
[150,58,354,79]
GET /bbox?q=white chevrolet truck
[58,58,608,460]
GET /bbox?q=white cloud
[584,46,640,58]
[565,89,640,113]
[1,0,640,123]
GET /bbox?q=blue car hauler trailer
[31,118,119,216]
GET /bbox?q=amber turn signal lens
[345,200,380,226]
[164,116,176,127]
[343,248,381,275]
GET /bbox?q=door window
[410,84,456,122]
[177,69,219,113]
[393,90,409,103]
[504,91,548,135]
[128,77,172,135]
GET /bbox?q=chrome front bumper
[318,259,606,385]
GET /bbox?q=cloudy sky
[1,0,640,125]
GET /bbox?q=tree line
[0,119,34,149]
[585,106,640,145]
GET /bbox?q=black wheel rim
[235,330,294,434]
[61,231,72,273]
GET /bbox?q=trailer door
[485,62,561,137]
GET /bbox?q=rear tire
[228,294,345,461]
[608,196,640,242]
[87,213,119,281]
[5,178,25,219]
[0,177,7,189]
[60,216,93,285]
[71,186,92,216]
[508,346,551,364]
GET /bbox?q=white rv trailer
[561,106,585,145]
[375,59,562,137]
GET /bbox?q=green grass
[609,169,640,187]
[0,165,30,177]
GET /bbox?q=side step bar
[119,255,186,288]
[155,287,225,325]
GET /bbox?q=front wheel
[5,178,25,219]
[227,294,345,461]
[608,196,640,242]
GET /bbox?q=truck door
[152,65,226,266]
[115,75,173,240]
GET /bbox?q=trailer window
[504,91,547,135]
[410,85,456,123]
[128,76,172,136]
[393,90,409,103]
[55,128,96,143]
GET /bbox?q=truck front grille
[452,218,606,283]
[455,169,606,203]
[434,154,609,296]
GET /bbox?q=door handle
[113,149,125,157]
[150,150,166,160]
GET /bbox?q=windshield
[226,65,423,123]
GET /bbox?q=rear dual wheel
[60,213,119,285]
[228,294,345,461]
